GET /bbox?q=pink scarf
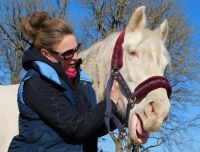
[65,69,77,79]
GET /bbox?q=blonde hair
[21,11,74,50]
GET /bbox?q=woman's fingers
[110,80,120,104]
[105,78,120,104]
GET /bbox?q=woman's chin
[67,68,76,72]
[64,65,76,72]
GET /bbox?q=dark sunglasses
[49,43,81,60]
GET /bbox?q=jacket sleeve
[23,76,118,142]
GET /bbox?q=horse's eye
[129,50,139,57]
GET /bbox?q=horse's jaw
[128,89,170,144]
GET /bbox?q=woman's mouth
[63,62,76,72]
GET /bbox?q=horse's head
[117,6,171,144]
[81,5,171,146]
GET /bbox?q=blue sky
[183,0,200,25]
[181,1,200,152]
[183,0,200,51]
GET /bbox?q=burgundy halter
[105,30,172,135]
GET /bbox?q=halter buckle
[111,67,120,76]
[119,130,127,140]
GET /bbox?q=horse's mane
[81,32,120,76]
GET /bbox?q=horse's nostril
[143,109,148,119]
[144,101,156,118]
[149,101,155,113]
[148,101,161,117]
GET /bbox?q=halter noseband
[105,30,172,138]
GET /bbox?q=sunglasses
[48,43,81,60]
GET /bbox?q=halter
[104,30,172,151]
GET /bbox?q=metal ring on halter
[130,92,135,100]
[119,130,127,140]
[111,67,120,76]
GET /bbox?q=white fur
[0,85,19,152]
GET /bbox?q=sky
[179,1,200,152]
[183,0,200,26]
[183,0,200,52]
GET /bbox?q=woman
[8,11,119,152]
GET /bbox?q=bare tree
[0,0,70,84]
[78,0,200,151]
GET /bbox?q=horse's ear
[155,19,169,41]
[126,6,146,32]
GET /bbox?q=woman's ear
[40,49,58,63]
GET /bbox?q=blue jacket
[8,46,117,152]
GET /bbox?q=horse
[0,6,171,152]
[80,6,171,150]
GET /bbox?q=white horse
[0,6,171,152]
[81,6,171,149]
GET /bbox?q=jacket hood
[22,45,58,71]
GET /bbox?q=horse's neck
[81,32,120,101]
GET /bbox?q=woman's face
[41,34,80,72]
[55,34,80,72]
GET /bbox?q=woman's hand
[105,78,120,104]
[110,80,120,104]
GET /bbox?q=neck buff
[62,58,82,79]
[65,69,77,79]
